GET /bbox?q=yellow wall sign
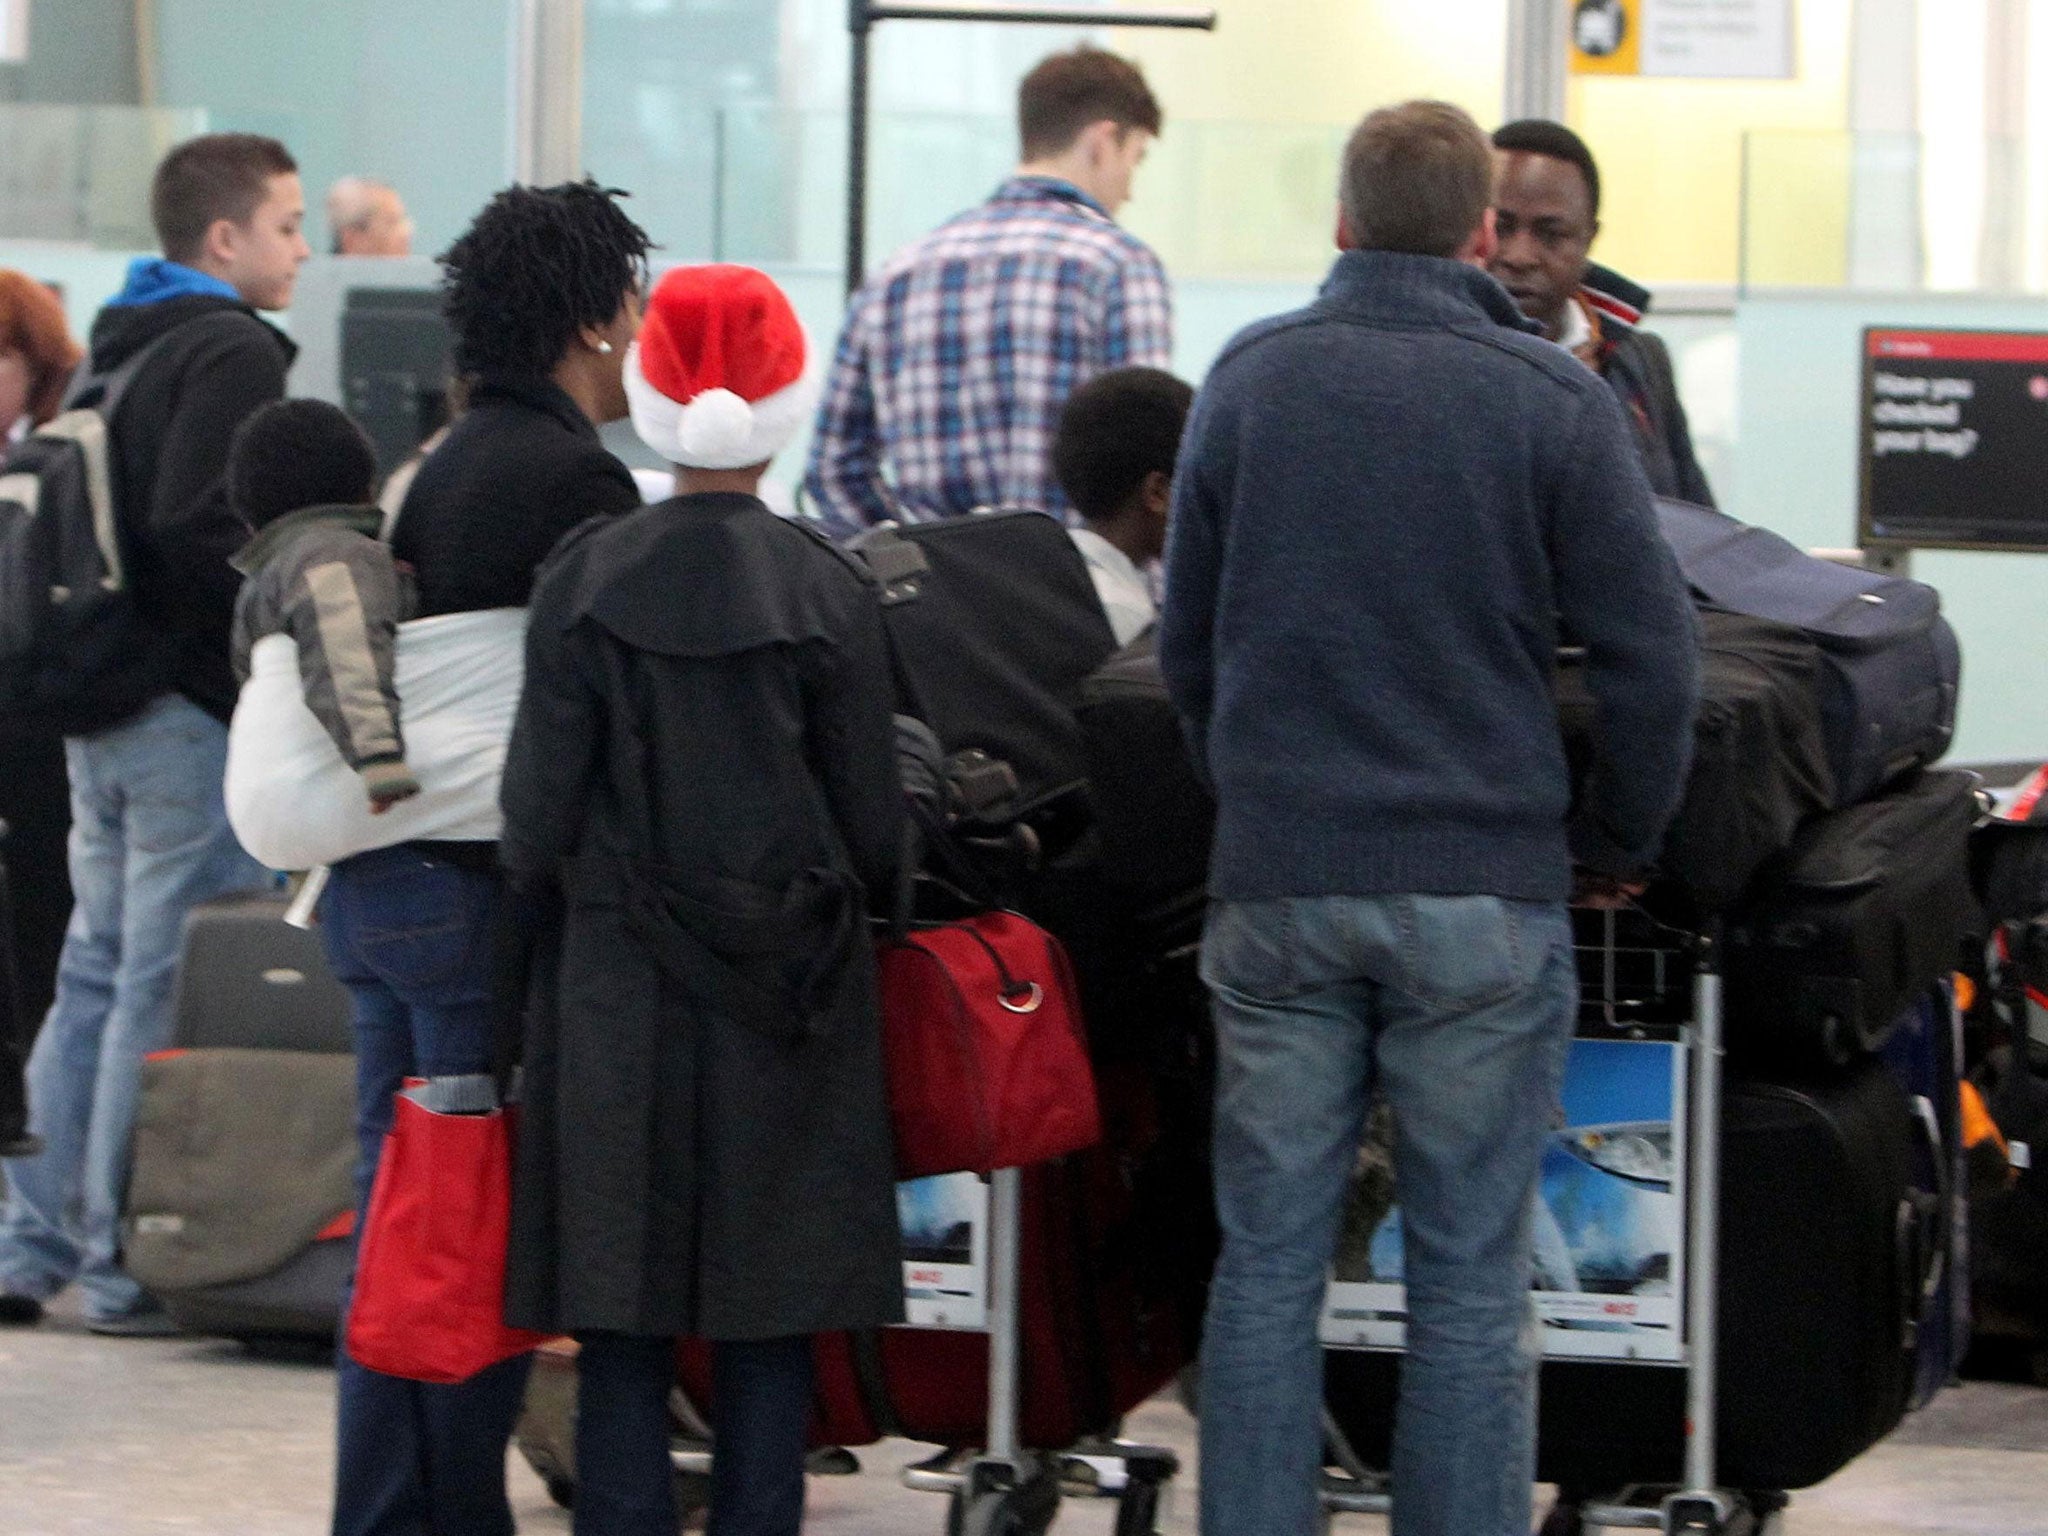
[1572,0,1795,80]
[1570,0,1644,76]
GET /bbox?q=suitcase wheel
[946,1463,1061,1536]
[1112,1477,1162,1536]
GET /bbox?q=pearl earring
[596,340,614,354]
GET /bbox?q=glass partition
[1738,127,2048,295]
[0,104,205,248]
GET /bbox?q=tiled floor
[3,1299,2046,1535]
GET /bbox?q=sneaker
[0,1293,43,1326]
[85,1307,177,1338]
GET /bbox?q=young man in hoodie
[0,132,308,1335]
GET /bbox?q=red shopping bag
[344,1088,550,1383]
[878,911,1102,1178]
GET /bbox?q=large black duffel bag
[1325,1058,1934,1493]
[853,510,1117,822]
[1560,609,1835,911]
[1654,499,1960,805]
[1724,768,1981,1070]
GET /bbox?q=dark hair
[227,400,379,529]
[1339,101,1494,259]
[1018,46,1163,159]
[438,181,653,377]
[1492,119,1602,219]
[0,269,82,428]
[1053,366,1194,522]
[152,133,299,265]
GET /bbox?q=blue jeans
[0,693,264,1322]
[321,845,530,1536]
[575,1333,813,1536]
[1196,893,1575,1536]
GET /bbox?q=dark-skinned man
[1489,119,1716,506]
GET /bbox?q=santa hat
[625,264,815,469]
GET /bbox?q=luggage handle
[1899,1090,1951,1352]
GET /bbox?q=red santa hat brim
[626,347,817,470]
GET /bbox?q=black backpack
[0,330,185,735]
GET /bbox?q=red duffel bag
[345,1086,551,1383]
[878,911,1102,1178]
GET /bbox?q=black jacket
[501,492,905,1339]
[90,295,295,724]
[1604,325,1715,508]
[391,373,641,617]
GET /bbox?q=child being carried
[228,400,420,814]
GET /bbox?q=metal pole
[986,1166,1023,1462]
[868,2,1214,24]
[842,0,1216,294]
[514,0,587,185]
[1682,955,1724,1497]
[845,0,873,296]
[1503,0,1568,123]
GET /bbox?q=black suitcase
[1654,498,1960,805]
[1559,609,1835,911]
[1075,631,1214,908]
[169,887,354,1053]
[124,888,358,1340]
[854,511,1117,822]
[1325,1058,1932,1493]
[1724,769,1980,1070]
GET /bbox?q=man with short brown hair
[1163,99,1698,1536]
[807,45,1173,535]
[0,132,306,1336]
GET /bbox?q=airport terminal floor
[0,1291,2043,1535]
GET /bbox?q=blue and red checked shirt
[805,176,1174,537]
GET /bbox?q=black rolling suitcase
[124,888,359,1339]
[1724,769,1980,1070]
[1324,1057,1934,1495]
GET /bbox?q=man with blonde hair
[1162,100,1698,1536]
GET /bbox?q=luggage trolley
[894,1163,1183,1536]
[1317,904,1784,1536]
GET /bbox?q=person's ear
[1335,208,1358,252]
[1142,468,1173,520]
[1458,206,1499,268]
[576,323,615,356]
[200,217,241,272]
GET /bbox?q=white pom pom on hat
[625,264,818,471]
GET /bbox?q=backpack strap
[62,307,256,421]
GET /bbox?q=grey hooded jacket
[231,505,419,804]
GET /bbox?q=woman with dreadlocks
[321,181,650,1536]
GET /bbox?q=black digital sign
[1860,326,2048,553]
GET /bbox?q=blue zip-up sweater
[1159,250,1700,902]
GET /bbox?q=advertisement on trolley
[1321,1036,1688,1363]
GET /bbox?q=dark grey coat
[499,492,906,1340]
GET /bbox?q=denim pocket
[1199,898,1306,1002]
[340,858,493,993]
[1395,894,1541,1013]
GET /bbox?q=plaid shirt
[805,176,1173,537]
